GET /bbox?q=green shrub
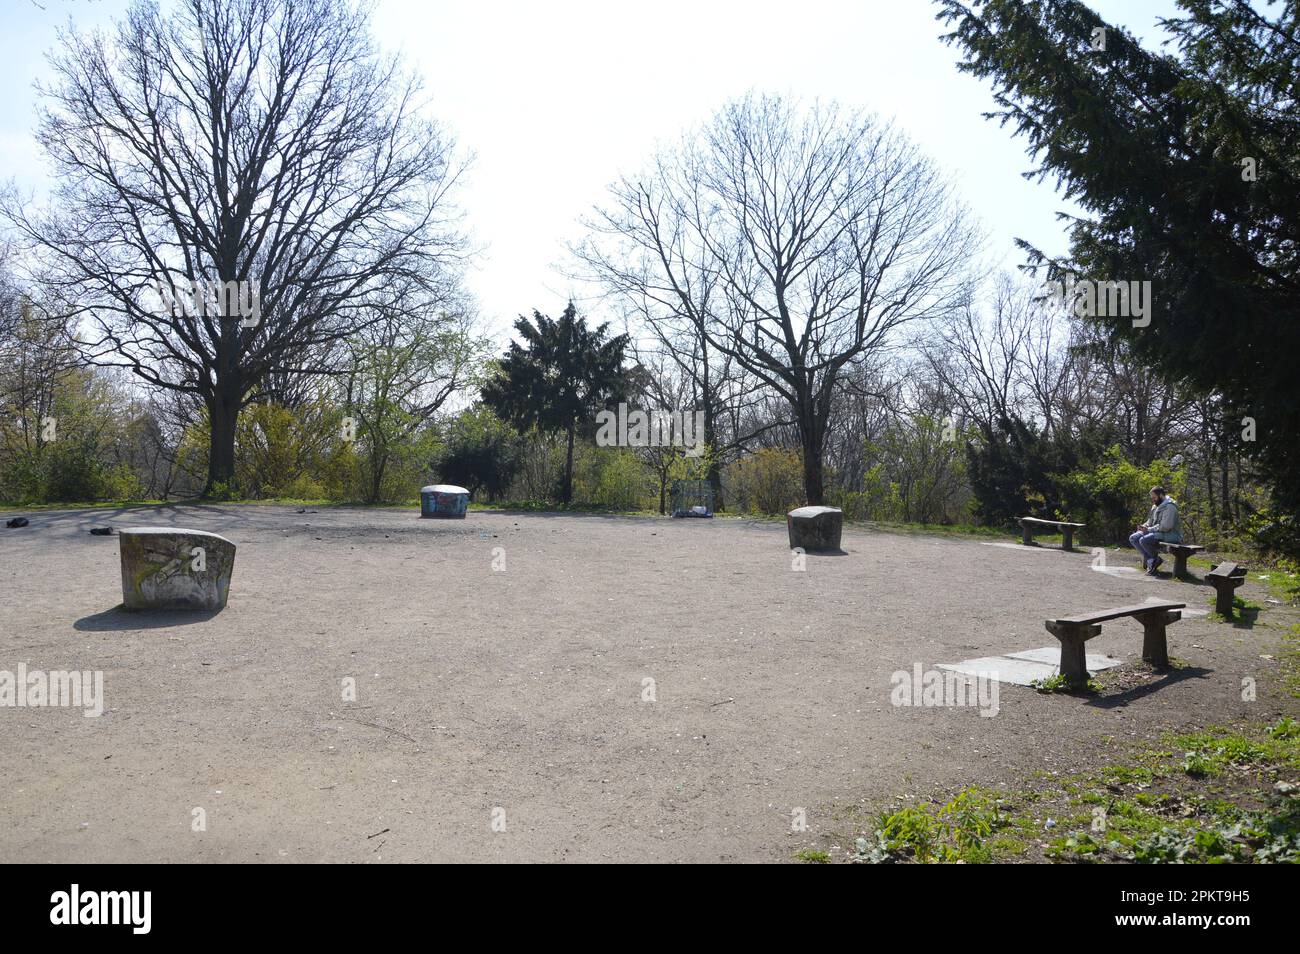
[726,447,804,515]
[830,465,905,522]
[437,405,521,500]
[568,446,652,510]
[1055,446,1185,545]
[591,449,651,510]
[235,402,340,499]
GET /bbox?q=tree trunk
[205,393,239,495]
[799,416,825,506]
[1202,413,1217,530]
[1219,442,1232,525]
[562,419,576,504]
[369,452,388,504]
[704,402,724,512]
[701,366,724,511]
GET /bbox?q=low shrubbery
[1055,446,1184,546]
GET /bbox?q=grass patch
[1283,625,1300,699]
[1253,567,1300,605]
[846,520,1006,540]
[1188,556,1299,605]
[795,848,830,864]
[851,788,1010,863]
[841,720,1300,864]
[1,498,171,512]
[467,500,658,516]
[1206,592,1262,617]
[1168,725,1300,776]
[1031,673,1101,694]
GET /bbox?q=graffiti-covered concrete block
[119,527,236,611]
[420,484,470,519]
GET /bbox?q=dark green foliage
[481,303,634,503]
[437,404,521,501]
[965,418,1057,529]
[964,416,1109,529]
[937,0,1300,551]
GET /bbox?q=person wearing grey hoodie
[1129,485,1182,574]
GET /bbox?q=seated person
[1129,485,1182,575]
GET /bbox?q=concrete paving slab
[937,656,1055,686]
[1006,647,1124,668]
[938,647,1125,687]
[1144,595,1209,618]
[1091,565,1159,580]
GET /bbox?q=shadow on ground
[74,605,223,631]
[1086,665,1213,709]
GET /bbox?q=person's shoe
[1150,556,1164,574]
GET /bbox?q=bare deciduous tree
[578,94,977,503]
[3,0,466,492]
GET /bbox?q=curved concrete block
[420,484,470,519]
[119,527,236,611]
[787,506,844,552]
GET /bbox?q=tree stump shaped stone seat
[119,527,236,611]
[787,506,843,552]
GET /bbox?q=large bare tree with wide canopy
[4,0,465,492]
[578,94,978,504]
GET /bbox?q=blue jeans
[1129,531,1160,565]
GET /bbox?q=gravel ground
[0,504,1293,862]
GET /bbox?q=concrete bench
[1207,561,1247,617]
[119,527,236,611]
[787,506,843,552]
[1044,600,1184,688]
[1157,542,1204,577]
[1019,516,1085,550]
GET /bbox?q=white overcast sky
[1,0,1183,342]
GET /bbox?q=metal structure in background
[670,480,714,518]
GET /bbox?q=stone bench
[1207,561,1247,617]
[1157,542,1204,577]
[1044,600,1184,688]
[787,506,843,552]
[1019,516,1085,550]
[119,527,236,611]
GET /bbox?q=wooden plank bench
[1044,600,1185,688]
[1207,561,1248,617]
[1019,516,1086,550]
[1157,541,1204,577]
